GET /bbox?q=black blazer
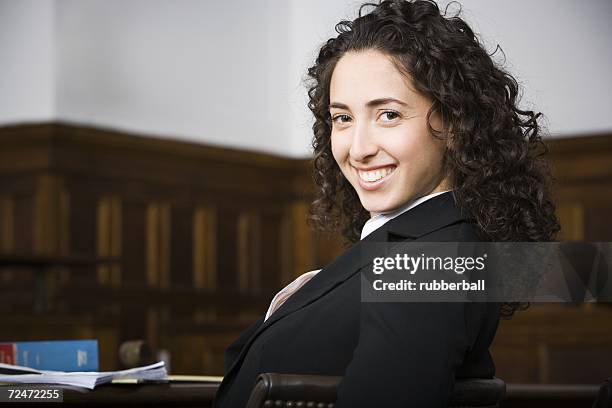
[213,192,501,407]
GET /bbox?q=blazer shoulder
[418,219,485,242]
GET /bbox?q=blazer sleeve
[335,300,475,408]
[223,316,264,374]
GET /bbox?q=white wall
[454,0,612,138]
[55,0,295,156]
[1,0,611,157]
[0,0,55,123]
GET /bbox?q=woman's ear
[426,102,450,142]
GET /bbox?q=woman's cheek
[330,134,348,166]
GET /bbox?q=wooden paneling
[96,196,121,286]
[1,123,611,380]
[0,122,313,374]
[13,191,35,253]
[491,303,612,384]
[237,210,261,294]
[491,133,612,385]
[0,196,15,255]
[170,206,194,288]
[215,208,239,293]
[547,134,612,242]
[123,200,147,285]
[193,206,216,290]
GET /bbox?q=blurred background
[0,0,611,393]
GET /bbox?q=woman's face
[329,49,450,215]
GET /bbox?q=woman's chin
[361,200,396,216]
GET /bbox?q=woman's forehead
[329,50,421,107]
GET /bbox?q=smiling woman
[213,1,560,407]
[307,1,559,252]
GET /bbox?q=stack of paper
[0,361,166,389]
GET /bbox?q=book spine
[0,343,15,364]
[13,340,99,371]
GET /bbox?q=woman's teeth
[358,167,395,182]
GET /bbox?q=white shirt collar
[360,190,452,240]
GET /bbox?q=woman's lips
[354,165,396,191]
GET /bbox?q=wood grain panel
[0,195,15,251]
[492,303,612,384]
[122,200,147,284]
[13,192,34,253]
[216,208,238,292]
[193,206,217,290]
[1,123,611,380]
[237,210,261,294]
[170,205,194,288]
[96,196,122,286]
[585,206,612,240]
[68,192,96,256]
[145,202,171,288]
[548,134,612,240]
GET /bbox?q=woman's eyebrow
[366,97,410,108]
[329,102,350,110]
[329,97,410,110]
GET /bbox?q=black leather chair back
[245,373,506,408]
[450,377,506,408]
[246,373,338,408]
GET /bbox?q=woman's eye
[380,111,400,122]
[332,114,352,125]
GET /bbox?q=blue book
[4,340,99,372]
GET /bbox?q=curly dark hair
[306,0,560,318]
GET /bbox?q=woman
[214,1,559,406]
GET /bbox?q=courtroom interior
[1,0,611,407]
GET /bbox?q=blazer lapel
[257,225,387,328]
[223,192,466,378]
[222,230,382,379]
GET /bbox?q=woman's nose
[349,123,378,161]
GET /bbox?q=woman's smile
[354,165,397,191]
